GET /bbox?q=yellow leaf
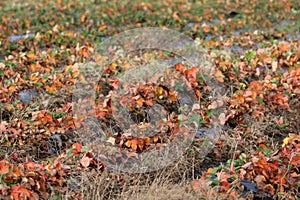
[29,72,39,82]
[153,136,159,143]
[125,140,131,148]
[156,87,163,95]
[136,97,145,106]
[282,133,298,147]
[282,137,289,147]
[72,70,79,78]
[110,62,117,69]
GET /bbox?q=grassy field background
[0,0,299,199]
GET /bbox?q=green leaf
[211,165,222,174]
[81,146,90,153]
[283,91,292,97]
[66,149,73,157]
[53,112,67,118]
[256,96,265,104]
[245,50,255,63]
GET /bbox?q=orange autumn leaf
[145,100,154,106]
[12,166,23,177]
[72,143,82,152]
[234,94,245,103]
[72,70,79,78]
[8,85,15,93]
[294,67,300,76]
[215,69,224,82]
[259,52,272,64]
[208,39,216,46]
[41,114,53,125]
[174,63,184,73]
[138,138,144,151]
[29,73,39,82]
[18,187,31,197]
[37,111,44,119]
[224,39,232,47]
[220,178,230,190]
[27,52,36,61]
[11,185,31,198]
[0,160,10,174]
[110,62,118,70]
[45,114,53,122]
[172,11,181,22]
[131,143,138,151]
[78,47,89,58]
[122,61,131,70]
[24,160,35,171]
[291,155,299,166]
[45,84,57,93]
[11,191,19,200]
[195,90,202,99]
[184,67,199,83]
[80,14,87,22]
[95,111,106,119]
[169,90,177,101]
[201,24,210,33]
[144,137,151,146]
[153,136,159,143]
[191,178,212,191]
[279,42,290,52]
[290,172,300,178]
[54,79,63,87]
[24,19,30,27]
[131,139,138,150]
[136,97,145,106]
[248,81,263,91]
[191,179,201,191]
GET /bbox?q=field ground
[0,0,299,199]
